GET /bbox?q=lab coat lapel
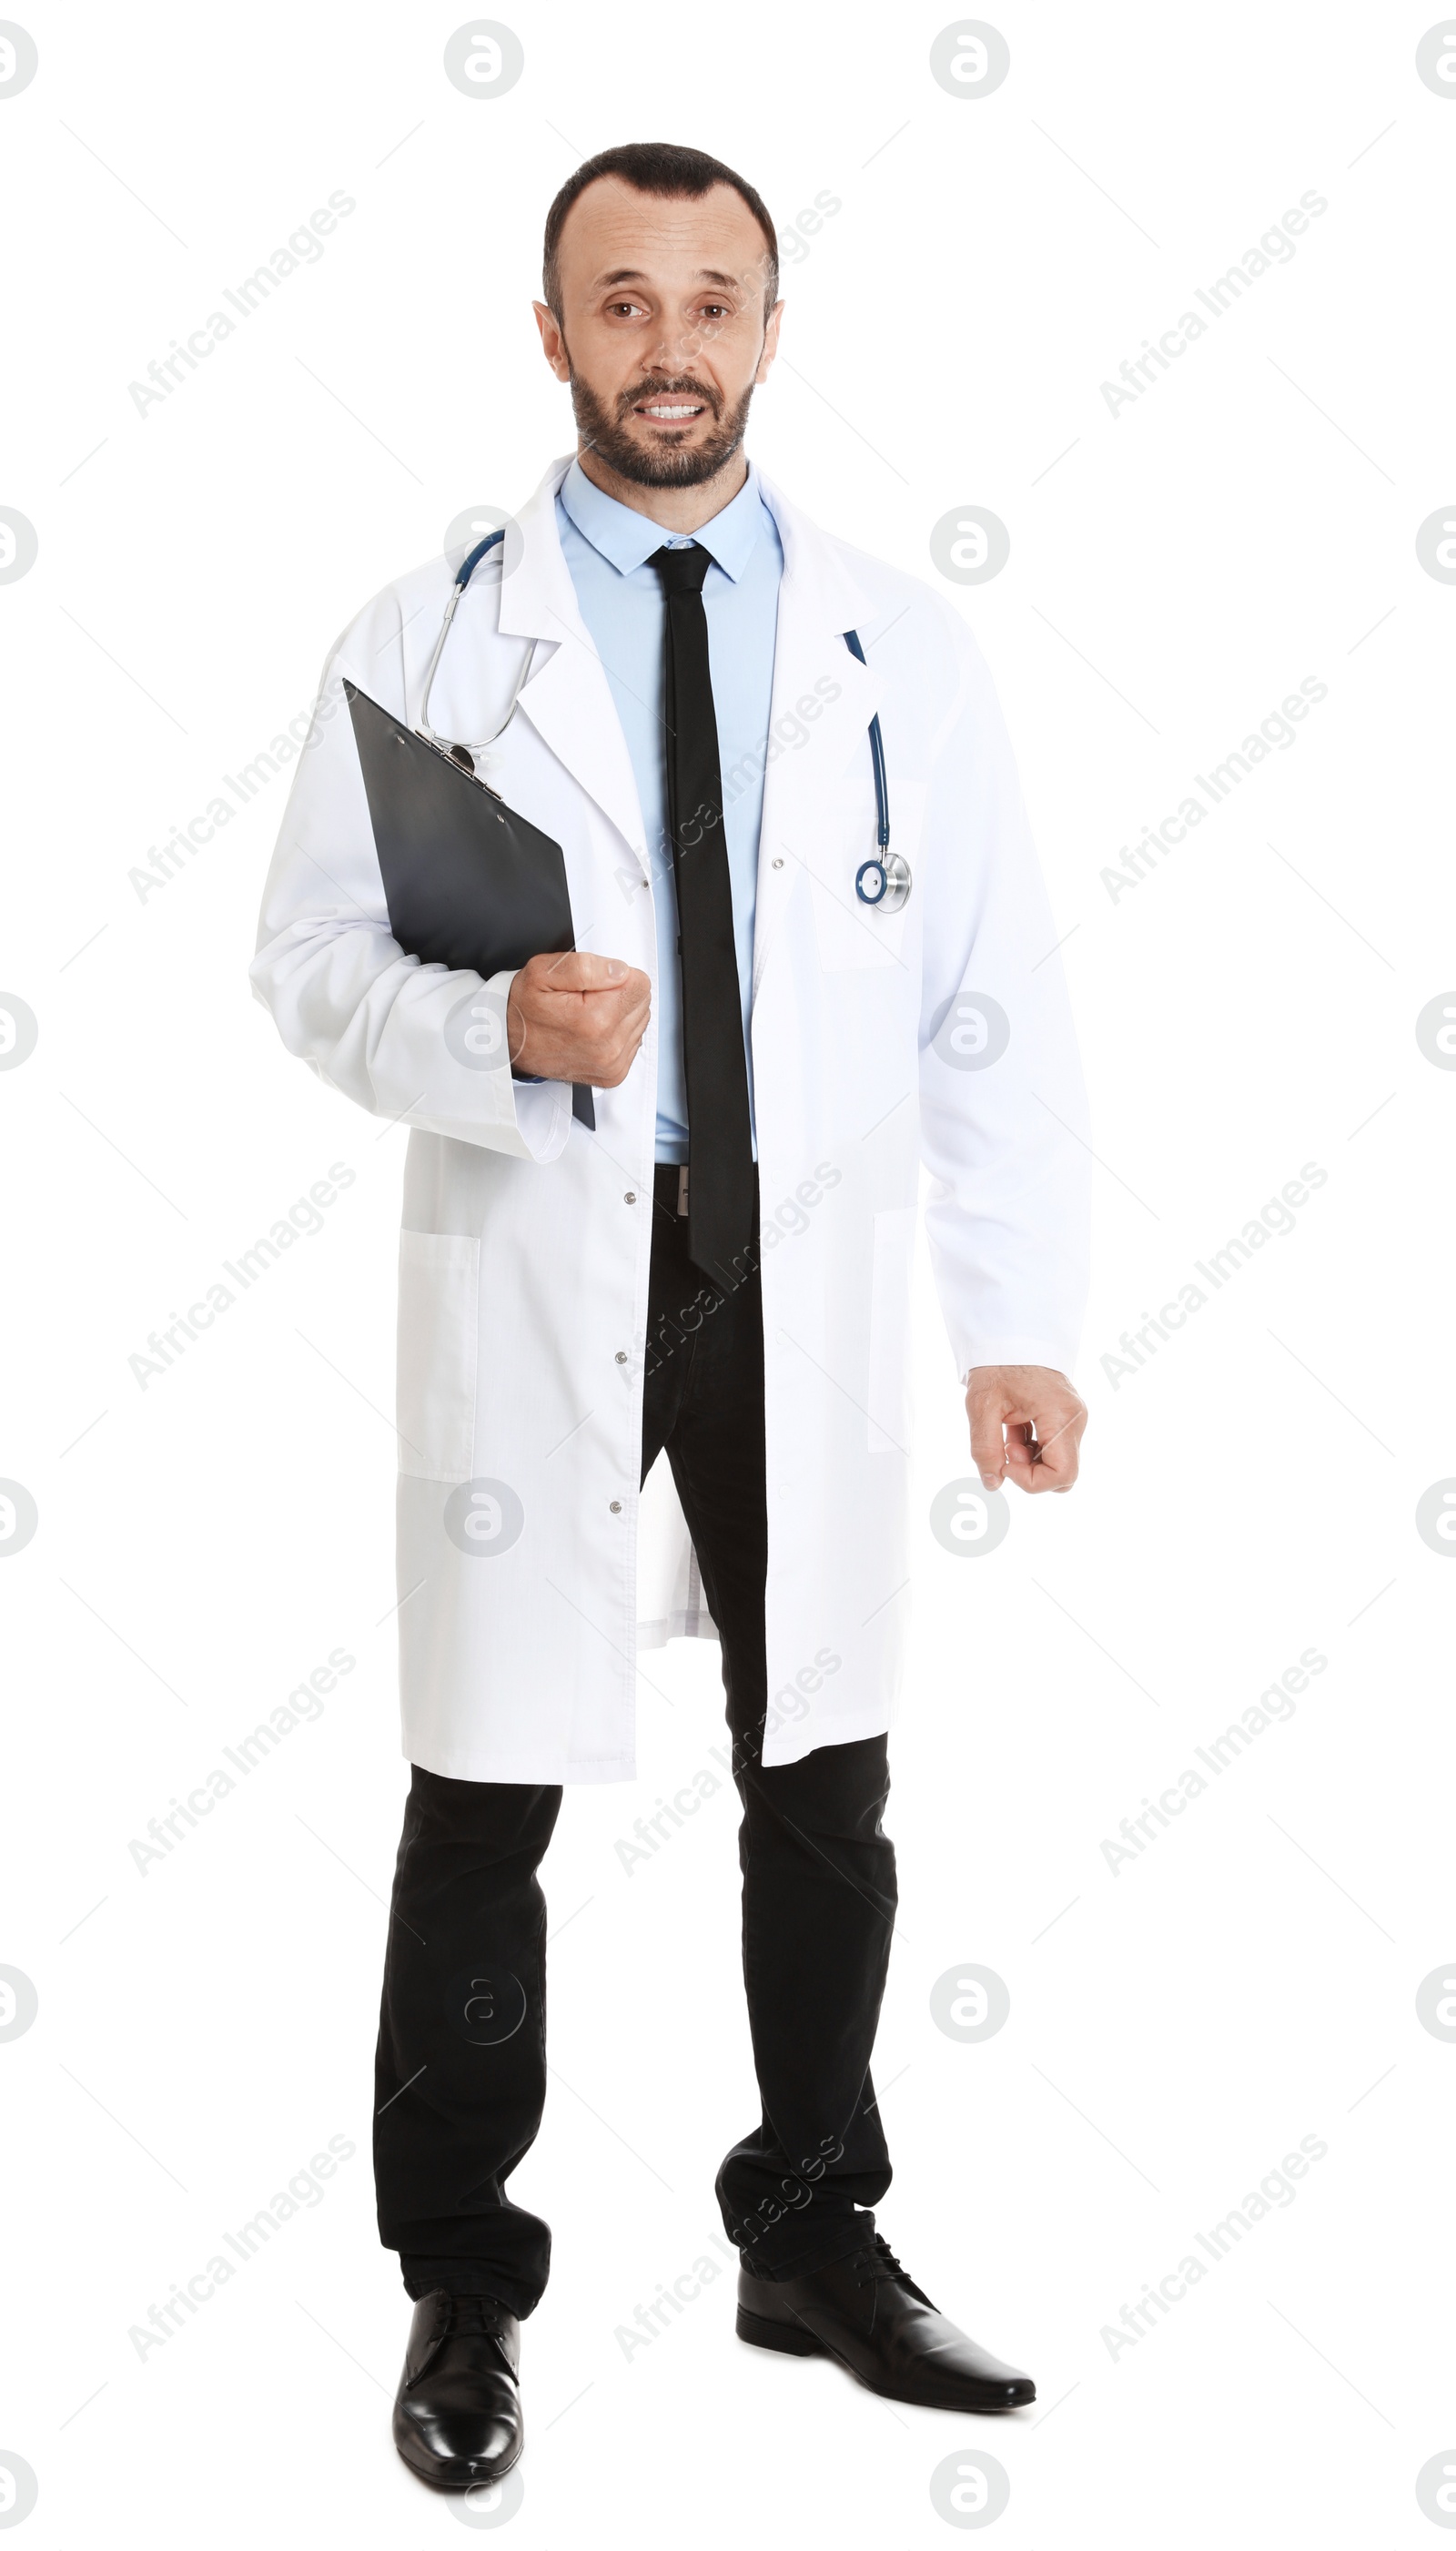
[492,461,884,956]
[751,471,882,995]
[497,457,651,874]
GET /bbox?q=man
[252,140,1089,2492]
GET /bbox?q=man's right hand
[506,951,652,1088]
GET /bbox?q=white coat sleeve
[916,604,1091,1381]
[249,623,571,1163]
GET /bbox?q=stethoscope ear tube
[417,529,537,762]
[844,628,910,910]
[455,529,509,585]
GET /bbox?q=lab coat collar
[557,454,769,584]
[500,450,880,645]
[753,461,877,636]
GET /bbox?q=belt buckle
[677,1166,689,1219]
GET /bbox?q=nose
[651,322,703,373]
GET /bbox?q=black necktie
[650,543,755,1285]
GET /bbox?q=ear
[755,299,784,385]
[532,300,571,382]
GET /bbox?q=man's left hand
[966,1364,1087,1494]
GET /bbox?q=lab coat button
[609,1500,622,1513]
[614,1351,628,1363]
[624,1191,636,1204]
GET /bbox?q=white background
[3,2,1455,2541]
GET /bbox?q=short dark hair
[542,142,779,320]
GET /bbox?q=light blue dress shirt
[556,457,783,1164]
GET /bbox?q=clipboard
[343,680,594,1130]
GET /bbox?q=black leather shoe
[736,2233,1035,2412]
[392,2292,523,2489]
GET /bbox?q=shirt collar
[559,454,766,585]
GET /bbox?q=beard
[567,364,756,489]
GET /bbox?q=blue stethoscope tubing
[416,530,910,910]
[415,529,531,765]
[842,629,909,910]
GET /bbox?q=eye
[699,302,731,321]
[604,299,646,319]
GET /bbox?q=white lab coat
[250,456,1089,1781]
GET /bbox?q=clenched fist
[506,951,652,1088]
[966,1364,1087,1493]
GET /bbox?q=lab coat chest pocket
[397,1230,480,1483]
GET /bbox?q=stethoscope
[416,529,538,775]
[416,529,912,912]
[842,629,911,912]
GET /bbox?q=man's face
[534,177,783,489]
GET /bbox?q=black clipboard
[344,681,594,1131]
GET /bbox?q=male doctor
[253,141,1089,2492]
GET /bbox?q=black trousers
[373,1167,897,2315]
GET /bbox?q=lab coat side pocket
[397,1230,480,1483]
[867,1206,916,1456]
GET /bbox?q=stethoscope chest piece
[854,852,912,911]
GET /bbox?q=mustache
[617,375,723,421]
